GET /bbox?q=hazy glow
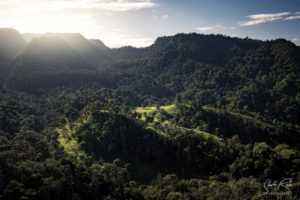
[1,0,300,46]
[0,0,158,47]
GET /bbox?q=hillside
[0,29,26,84]
[0,28,26,60]
[19,36,91,71]
[111,34,300,125]
[0,29,299,199]
[46,33,112,64]
[0,29,117,92]
[5,36,104,92]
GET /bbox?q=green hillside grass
[202,106,276,130]
[57,118,87,160]
[134,104,222,145]
[58,103,298,159]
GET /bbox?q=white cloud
[284,15,300,20]
[292,38,300,42]
[83,0,158,11]
[92,28,154,47]
[162,14,169,20]
[239,11,300,26]
[152,14,169,20]
[0,0,159,12]
[196,24,223,32]
[196,24,239,37]
[239,12,290,26]
[196,24,237,37]
[103,34,154,47]
[292,38,300,46]
[152,15,158,20]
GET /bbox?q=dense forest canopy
[0,28,299,200]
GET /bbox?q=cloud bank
[239,11,300,26]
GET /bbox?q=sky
[0,0,300,47]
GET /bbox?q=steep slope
[16,36,93,73]
[133,103,300,146]
[112,33,300,125]
[47,33,112,65]
[5,36,108,92]
[22,33,43,42]
[109,46,148,60]
[0,54,9,85]
[56,101,300,183]
[0,28,26,60]
[57,103,230,180]
[89,39,110,51]
[0,28,26,84]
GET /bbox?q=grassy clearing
[57,120,86,161]
[160,104,177,114]
[202,106,275,129]
[192,128,221,144]
[135,106,156,121]
[135,104,188,122]
[146,125,169,137]
[135,106,157,114]
[133,104,222,145]
[135,103,188,115]
[165,123,222,145]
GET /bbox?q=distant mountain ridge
[0,29,27,84]
[19,36,92,72]
[0,28,26,60]
[0,28,112,89]
[0,28,299,125]
[108,33,300,125]
[45,33,112,64]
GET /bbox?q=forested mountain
[0,29,26,84]
[0,28,299,199]
[89,39,111,51]
[0,28,26,60]
[110,34,300,125]
[19,36,91,71]
[46,33,112,64]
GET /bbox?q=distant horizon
[1,0,299,47]
[2,27,299,48]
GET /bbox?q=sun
[0,0,155,47]
[3,11,76,34]
[0,1,89,34]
